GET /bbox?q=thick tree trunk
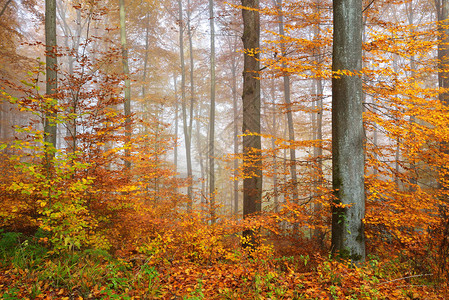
[436,0,449,191]
[209,0,216,223]
[437,0,449,106]
[331,0,365,262]
[241,0,262,248]
[119,0,132,170]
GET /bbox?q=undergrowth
[0,230,447,299]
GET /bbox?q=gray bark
[186,0,195,210]
[45,0,58,150]
[312,0,324,243]
[436,0,449,106]
[173,74,178,173]
[231,52,240,216]
[178,0,193,209]
[270,79,279,212]
[273,0,298,214]
[241,0,262,247]
[208,0,216,223]
[406,1,417,188]
[331,0,365,262]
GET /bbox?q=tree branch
[0,0,13,19]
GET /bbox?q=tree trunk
[437,0,449,106]
[231,53,240,216]
[209,0,216,223]
[270,79,279,212]
[178,0,193,209]
[312,0,324,244]
[186,0,195,210]
[406,1,417,189]
[173,74,179,190]
[241,0,262,249]
[142,13,150,100]
[273,0,298,222]
[119,0,132,170]
[331,0,365,262]
[45,0,58,150]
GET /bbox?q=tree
[331,0,365,262]
[45,0,58,150]
[119,0,132,170]
[209,0,216,223]
[241,0,262,247]
[177,0,193,209]
[272,0,299,217]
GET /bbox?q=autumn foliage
[0,0,448,299]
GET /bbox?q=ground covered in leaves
[0,230,447,300]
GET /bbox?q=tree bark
[241,0,262,248]
[178,0,193,209]
[437,0,449,106]
[45,0,58,150]
[119,0,132,170]
[436,0,449,191]
[273,0,298,214]
[209,0,216,223]
[186,0,195,210]
[231,51,240,216]
[331,0,365,262]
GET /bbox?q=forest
[0,0,448,298]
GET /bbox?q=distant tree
[119,0,132,170]
[45,0,58,150]
[209,0,216,223]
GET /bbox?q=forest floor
[0,231,447,300]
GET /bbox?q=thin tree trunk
[178,0,193,209]
[209,0,216,223]
[142,13,150,99]
[231,55,240,216]
[270,79,279,212]
[331,0,365,262]
[45,0,58,150]
[194,107,205,204]
[273,0,298,211]
[173,74,178,174]
[186,0,195,210]
[119,0,132,170]
[312,0,324,244]
[392,53,401,187]
[407,1,417,189]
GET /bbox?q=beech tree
[209,0,216,223]
[241,0,262,246]
[45,0,58,150]
[119,0,132,170]
[331,0,365,261]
